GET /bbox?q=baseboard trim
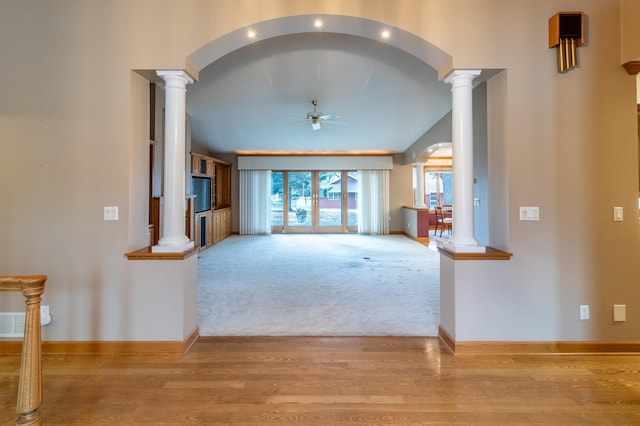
[438,327,640,355]
[183,326,200,353]
[438,326,455,354]
[400,231,430,245]
[0,326,200,355]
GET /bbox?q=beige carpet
[197,234,440,336]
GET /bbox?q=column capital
[444,70,481,85]
[156,70,195,85]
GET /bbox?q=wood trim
[211,157,231,166]
[149,82,156,141]
[622,61,640,75]
[438,326,640,355]
[548,12,585,48]
[235,151,393,156]
[424,165,453,171]
[438,246,513,260]
[182,326,200,353]
[438,326,455,354]
[125,245,199,260]
[453,341,640,355]
[0,326,200,355]
[438,327,640,355]
[0,275,47,424]
[150,196,161,246]
[401,232,430,245]
[0,275,47,292]
[0,341,24,355]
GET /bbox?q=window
[425,171,453,207]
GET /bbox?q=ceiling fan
[306,99,340,130]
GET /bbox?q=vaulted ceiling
[186,31,453,156]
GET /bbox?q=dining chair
[434,206,452,236]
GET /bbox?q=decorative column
[0,275,47,426]
[414,162,426,207]
[153,70,195,253]
[443,70,485,253]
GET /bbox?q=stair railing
[0,275,47,426]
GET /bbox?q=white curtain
[357,169,390,235]
[239,170,272,235]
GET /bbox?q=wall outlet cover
[613,304,626,322]
[579,304,589,320]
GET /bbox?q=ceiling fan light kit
[305,99,336,130]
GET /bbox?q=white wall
[389,158,414,232]
[402,208,419,238]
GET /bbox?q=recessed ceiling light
[247,30,256,39]
[381,30,391,39]
[314,19,323,28]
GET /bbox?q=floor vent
[0,313,26,337]
[0,307,51,337]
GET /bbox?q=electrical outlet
[580,305,589,320]
[613,304,626,322]
[40,305,52,326]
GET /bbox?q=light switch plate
[613,207,623,222]
[519,206,539,221]
[104,206,119,221]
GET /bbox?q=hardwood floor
[2,336,640,425]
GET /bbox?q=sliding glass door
[271,171,358,234]
[287,171,313,232]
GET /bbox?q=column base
[442,241,486,253]
[152,240,195,253]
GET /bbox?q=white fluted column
[153,70,195,253]
[443,70,485,253]
[415,162,426,207]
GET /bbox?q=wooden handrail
[0,275,47,426]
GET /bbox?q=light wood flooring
[2,336,640,425]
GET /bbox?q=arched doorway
[179,14,475,336]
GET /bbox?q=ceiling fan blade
[325,119,348,126]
